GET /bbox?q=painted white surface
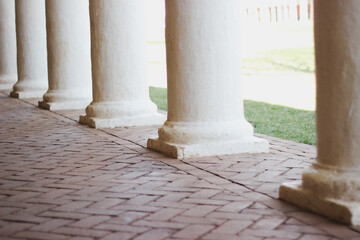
[11,0,48,99]
[148,0,269,159]
[39,0,92,110]
[80,0,165,128]
[0,0,17,90]
[280,0,360,225]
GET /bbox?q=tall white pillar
[0,0,17,90]
[280,0,360,225]
[147,0,269,159]
[39,0,91,110]
[79,0,165,128]
[10,0,47,99]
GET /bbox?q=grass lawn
[149,86,316,145]
[149,86,167,111]
[243,47,315,74]
[244,100,315,145]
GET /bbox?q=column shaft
[0,0,17,90]
[39,0,92,110]
[280,0,360,225]
[147,0,269,159]
[10,0,47,99]
[79,0,165,128]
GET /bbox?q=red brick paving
[0,90,359,239]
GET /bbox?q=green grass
[244,100,315,145]
[243,47,315,74]
[149,86,316,145]
[149,86,167,111]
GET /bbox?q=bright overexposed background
[145,0,315,110]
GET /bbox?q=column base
[0,75,17,90]
[279,181,360,225]
[79,100,166,128]
[147,136,269,159]
[39,89,91,110]
[79,113,165,129]
[38,100,90,111]
[11,80,48,98]
[0,83,15,90]
[10,90,45,99]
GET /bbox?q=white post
[0,0,17,90]
[280,0,360,225]
[39,0,92,110]
[147,0,269,159]
[308,0,314,21]
[269,6,275,23]
[80,0,165,128]
[10,0,47,99]
[260,0,271,23]
[278,0,286,22]
[288,0,298,22]
[298,0,308,22]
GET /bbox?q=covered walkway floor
[1,90,359,240]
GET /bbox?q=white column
[39,0,91,110]
[147,0,269,159]
[280,0,360,225]
[79,0,165,128]
[0,0,17,90]
[10,0,47,99]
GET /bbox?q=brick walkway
[1,91,359,240]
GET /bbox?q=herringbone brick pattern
[1,90,359,240]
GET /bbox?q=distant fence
[243,0,313,23]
